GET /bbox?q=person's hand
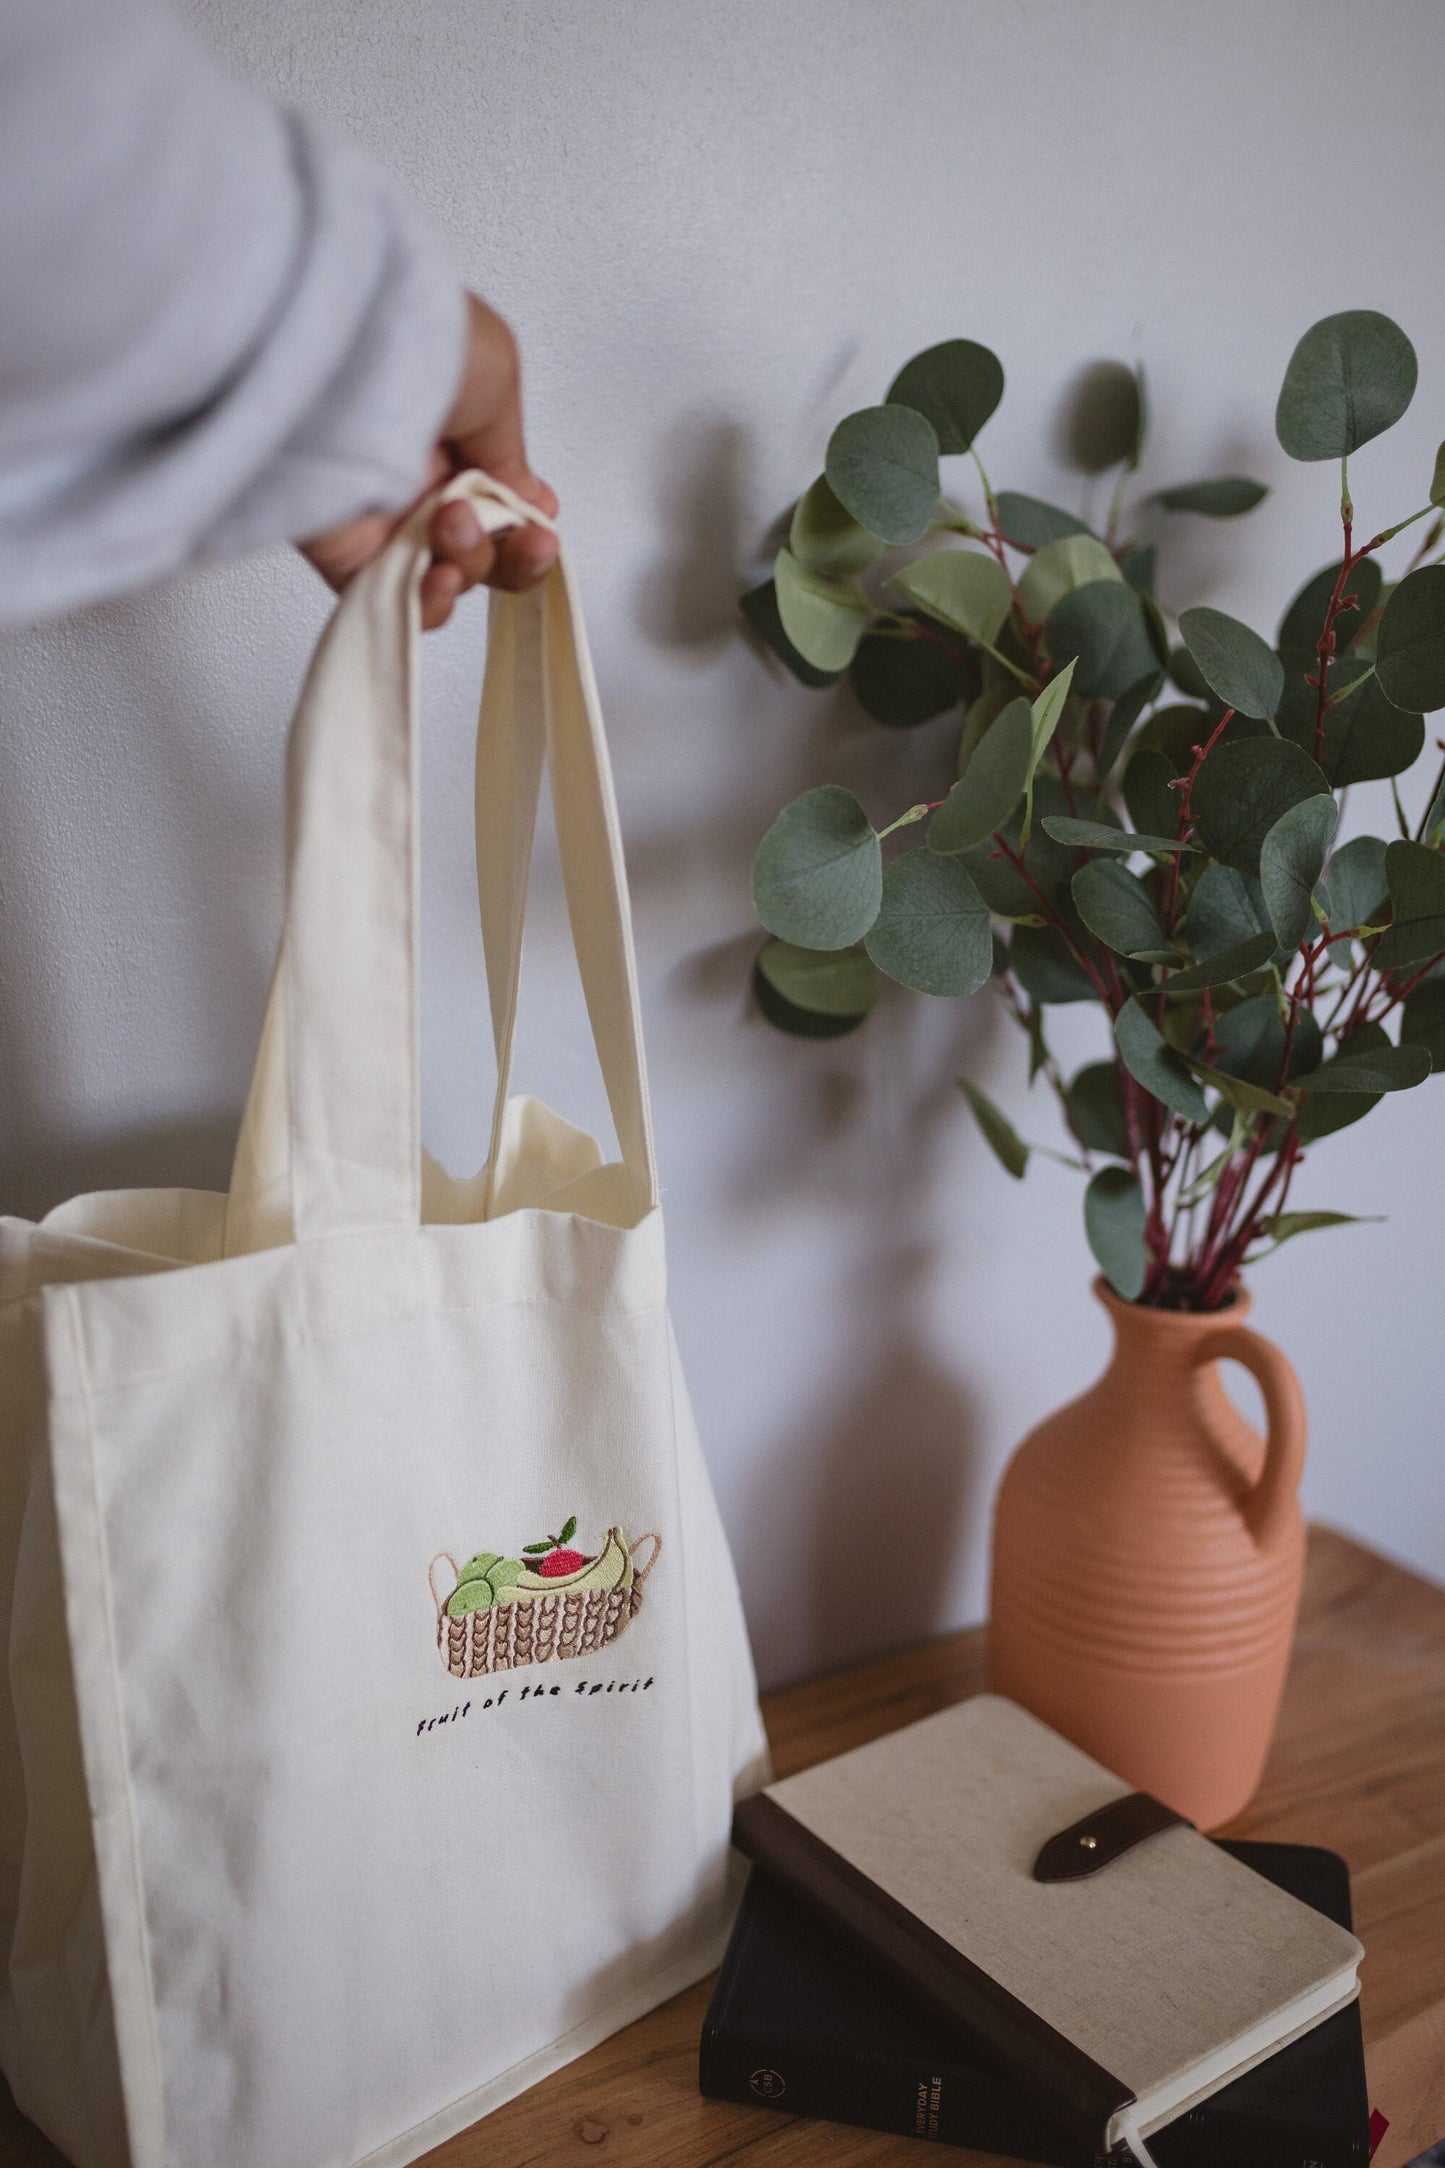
[300,293,559,629]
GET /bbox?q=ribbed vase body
[988,1282,1306,1828]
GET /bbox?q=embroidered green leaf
[522,1542,551,1554]
[560,1516,578,1544]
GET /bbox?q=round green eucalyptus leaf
[850,626,966,728]
[789,475,887,578]
[753,950,872,1039]
[1137,703,1212,772]
[1191,739,1330,874]
[1072,859,1169,959]
[1276,664,1423,785]
[1008,923,1099,1005]
[1168,645,1214,703]
[1066,1062,1131,1158]
[1118,541,1157,595]
[753,785,882,950]
[1300,1038,1431,1094]
[1292,1022,1390,1141]
[930,696,1033,853]
[1084,1166,1147,1300]
[1046,580,1161,700]
[1178,606,1285,721]
[773,548,869,672]
[1122,746,1180,840]
[740,578,841,688]
[1401,975,1445,1070]
[1258,793,1339,952]
[1318,835,1388,939]
[825,404,940,544]
[1210,996,1322,1089]
[1278,558,1383,667]
[1375,837,1445,969]
[1018,533,1121,625]
[1276,310,1418,461]
[756,938,880,1018]
[889,548,1012,645]
[1114,998,1210,1121]
[1185,862,1270,960]
[1155,477,1269,517]
[994,491,1090,548]
[886,340,1004,455]
[1376,564,1445,713]
[864,850,992,997]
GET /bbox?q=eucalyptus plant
[743,312,1445,1308]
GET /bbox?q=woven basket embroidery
[428,1527,661,1678]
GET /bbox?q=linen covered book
[730,1694,1363,2165]
[700,1843,1371,2165]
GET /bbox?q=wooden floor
[3,1526,1443,2166]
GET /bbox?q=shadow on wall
[0,1116,240,1226]
[629,407,1010,1684]
[0,586,281,1225]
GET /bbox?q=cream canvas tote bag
[0,472,768,2168]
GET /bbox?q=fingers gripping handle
[1193,1322,1307,1553]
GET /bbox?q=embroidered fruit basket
[428,1525,661,1679]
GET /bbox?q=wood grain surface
[3,1526,1441,2168]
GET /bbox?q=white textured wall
[2,0,1443,1686]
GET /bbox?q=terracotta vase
[988,1279,1307,1829]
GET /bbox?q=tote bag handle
[224,471,658,1253]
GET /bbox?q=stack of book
[702,1694,1372,2166]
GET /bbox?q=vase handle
[1193,1323,1307,1553]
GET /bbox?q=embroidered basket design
[428,1527,661,1679]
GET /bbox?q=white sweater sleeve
[0,0,466,624]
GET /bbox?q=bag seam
[60,1286,169,2167]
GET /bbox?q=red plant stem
[1312,538,1353,765]
[1165,710,1234,931]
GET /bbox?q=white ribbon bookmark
[1117,2111,1162,2167]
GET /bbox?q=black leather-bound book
[700,1841,1370,2167]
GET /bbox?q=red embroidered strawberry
[523,1515,589,1577]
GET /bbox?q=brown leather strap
[1033,1791,1194,1883]
[733,1793,1134,2148]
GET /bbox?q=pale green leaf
[789,475,887,578]
[1017,533,1121,625]
[773,548,869,672]
[889,549,1012,646]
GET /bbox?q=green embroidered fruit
[447,1577,494,1618]
[487,1558,522,1590]
[456,1551,503,1587]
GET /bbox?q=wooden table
[4,1527,1443,2167]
